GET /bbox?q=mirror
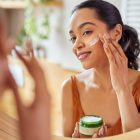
[0,0,140,139]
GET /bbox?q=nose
[73,38,85,51]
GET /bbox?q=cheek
[90,39,103,51]
[92,43,106,59]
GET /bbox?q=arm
[0,19,51,140]
[61,78,75,137]
[15,52,51,140]
[116,88,140,132]
[101,34,140,133]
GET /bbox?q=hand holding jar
[72,115,108,138]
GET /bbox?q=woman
[62,0,140,138]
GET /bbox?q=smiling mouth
[77,52,91,60]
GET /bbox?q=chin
[81,62,95,69]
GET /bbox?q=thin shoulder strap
[132,74,140,94]
[132,74,140,112]
[71,75,85,124]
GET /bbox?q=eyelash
[69,37,76,43]
[70,30,93,43]
[83,31,93,36]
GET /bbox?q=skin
[62,8,140,138]
[0,19,51,140]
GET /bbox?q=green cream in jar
[79,115,103,136]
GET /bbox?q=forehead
[69,8,99,30]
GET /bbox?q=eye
[69,36,76,44]
[83,31,93,36]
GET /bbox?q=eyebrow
[69,22,96,34]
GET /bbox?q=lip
[77,51,91,61]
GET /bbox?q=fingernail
[99,34,104,43]
[104,125,108,132]
[98,33,102,38]
[75,122,79,130]
[105,33,110,39]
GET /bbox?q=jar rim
[80,115,103,126]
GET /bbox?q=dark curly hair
[72,0,140,70]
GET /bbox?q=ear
[109,24,122,42]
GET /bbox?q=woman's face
[69,8,111,69]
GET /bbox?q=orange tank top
[71,75,140,136]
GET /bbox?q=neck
[91,65,113,91]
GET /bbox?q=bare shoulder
[61,77,73,103]
[61,77,72,90]
[61,77,73,98]
[61,69,93,97]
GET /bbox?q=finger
[92,133,98,138]
[111,40,128,62]
[102,35,116,65]
[6,38,16,55]
[15,49,46,86]
[108,40,127,66]
[15,49,49,103]
[0,60,8,96]
[98,126,105,137]
[92,124,108,138]
[14,48,30,66]
[112,40,126,57]
[103,34,116,56]
[103,35,122,66]
[15,49,42,79]
[100,125,108,137]
[99,34,105,44]
[104,125,108,136]
[0,19,7,58]
[108,42,122,66]
[104,34,124,59]
[72,122,80,138]
[25,38,34,57]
